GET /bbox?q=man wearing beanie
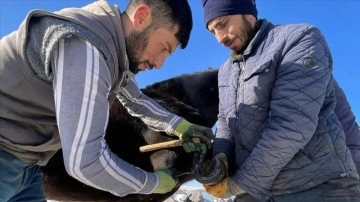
[199,0,360,201]
[0,0,216,201]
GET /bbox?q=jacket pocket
[243,60,272,81]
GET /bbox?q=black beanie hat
[202,0,258,27]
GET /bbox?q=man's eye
[217,21,226,29]
[161,46,167,53]
[216,18,226,29]
[161,46,171,55]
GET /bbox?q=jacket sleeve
[52,37,159,197]
[214,110,235,159]
[214,66,236,160]
[116,77,183,135]
[234,25,333,201]
[333,78,360,172]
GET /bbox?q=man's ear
[245,14,257,25]
[133,5,152,29]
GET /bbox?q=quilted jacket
[333,79,360,172]
[214,19,359,201]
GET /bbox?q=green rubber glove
[174,119,215,154]
[153,168,178,194]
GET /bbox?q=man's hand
[153,168,178,194]
[173,119,215,154]
[204,177,231,198]
[201,153,245,198]
[204,177,244,198]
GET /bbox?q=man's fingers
[183,142,196,153]
[192,129,215,144]
[182,142,208,154]
[192,132,213,142]
[199,143,207,154]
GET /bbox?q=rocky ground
[164,187,235,202]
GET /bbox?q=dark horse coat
[42,68,219,201]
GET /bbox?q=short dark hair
[126,0,193,49]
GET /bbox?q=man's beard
[234,17,257,54]
[125,27,150,74]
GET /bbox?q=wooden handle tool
[139,139,184,152]
[139,138,200,153]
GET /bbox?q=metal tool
[194,152,226,185]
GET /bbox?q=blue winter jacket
[214,19,359,201]
[333,79,360,171]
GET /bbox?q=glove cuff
[153,169,176,194]
[174,119,191,138]
[228,177,245,196]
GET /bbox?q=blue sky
[1,0,359,188]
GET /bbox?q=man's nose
[153,55,167,69]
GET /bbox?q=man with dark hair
[199,0,360,201]
[0,0,214,201]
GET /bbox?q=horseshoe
[193,152,226,185]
